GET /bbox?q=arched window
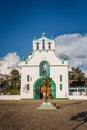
[39,61,50,76]
[60,84,62,90]
[42,39,45,49]
[36,42,39,50]
[27,84,30,91]
[60,75,62,82]
[27,75,29,82]
[48,42,51,49]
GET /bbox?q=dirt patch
[0,100,87,130]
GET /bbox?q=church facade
[20,33,69,99]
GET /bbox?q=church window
[48,42,51,49]
[39,61,50,76]
[27,75,29,82]
[42,39,45,49]
[30,77,32,81]
[60,75,62,82]
[60,84,62,90]
[36,42,39,50]
[27,84,30,91]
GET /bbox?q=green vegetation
[0,69,20,95]
[69,67,85,80]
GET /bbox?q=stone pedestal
[38,102,56,109]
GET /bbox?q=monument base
[38,102,56,110]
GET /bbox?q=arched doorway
[33,77,56,99]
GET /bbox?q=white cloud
[55,33,87,77]
[0,34,87,77]
[0,52,20,74]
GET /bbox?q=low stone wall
[0,95,87,100]
[0,95,21,100]
[69,95,87,100]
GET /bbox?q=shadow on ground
[53,101,83,109]
[62,101,83,107]
[70,111,87,130]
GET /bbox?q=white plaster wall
[21,66,39,99]
[50,66,69,98]
[21,51,68,66]
[21,65,68,99]
[20,49,68,99]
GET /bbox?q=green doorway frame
[33,77,56,99]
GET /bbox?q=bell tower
[33,33,55,52]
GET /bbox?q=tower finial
[51,34,54,40]
[33,34,36,40]
[41,33,46,37]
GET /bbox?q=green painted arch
[33,77,56,99]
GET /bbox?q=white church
[20,33,69,99]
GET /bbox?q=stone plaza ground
[0,100,87,130]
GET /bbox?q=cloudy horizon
[0,33,87,77]
[55,33,87,77]
[0,52,20,75]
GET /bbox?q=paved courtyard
[0,100,87,130]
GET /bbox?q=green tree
[10,69,20,94]
[0,69,20,95]
[69,67,85,80]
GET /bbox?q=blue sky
[0,0,87,58]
